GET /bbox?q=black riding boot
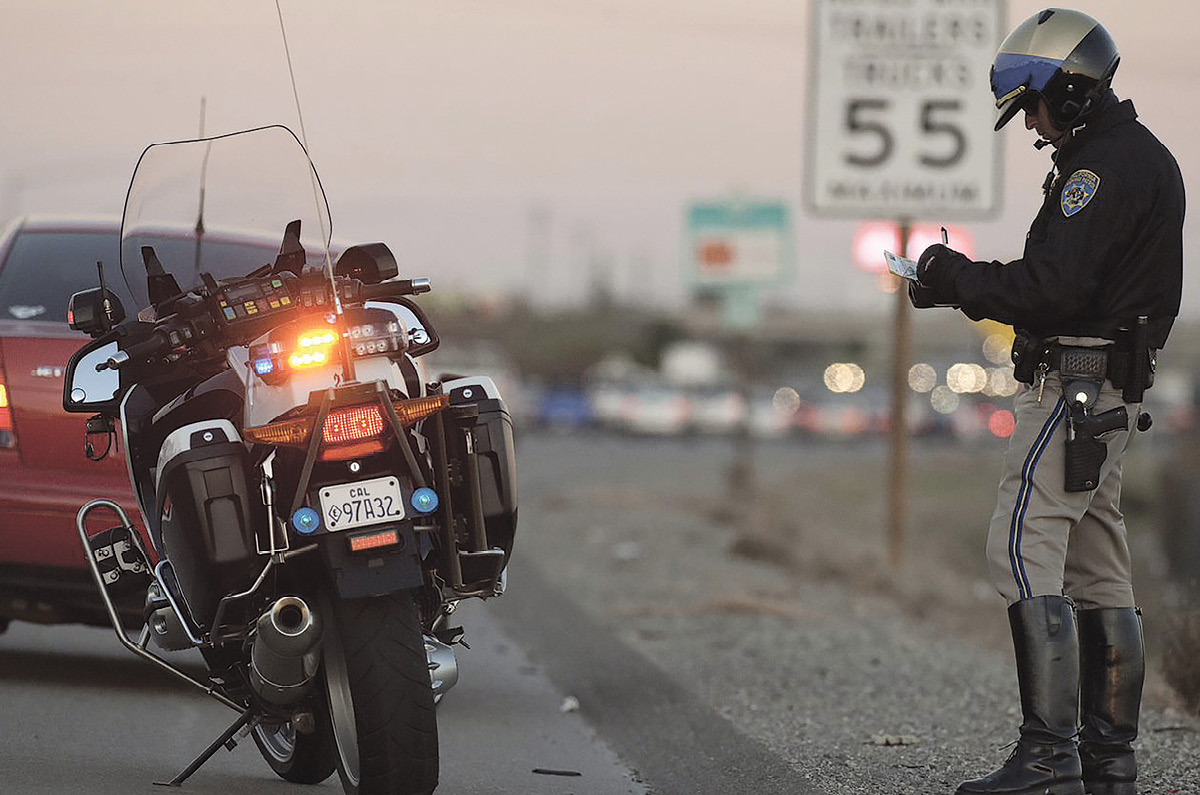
[1078,608,1143,795]
[956,596,1084,795]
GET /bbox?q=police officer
[909,9,1185,795]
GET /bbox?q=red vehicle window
[0,230,132,323]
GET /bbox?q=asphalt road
[0,600,646,795]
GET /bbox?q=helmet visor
[994,85,1041,131]
[990,53,1061,130]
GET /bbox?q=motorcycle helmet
[990,8,1119,131]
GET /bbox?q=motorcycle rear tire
[324,590,438,795]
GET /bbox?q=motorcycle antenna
[274,1,339,317]
[193,95,208,284]
[275,0,356,384]
[96,261,113,334]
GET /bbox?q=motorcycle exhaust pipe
[250,596,323,706]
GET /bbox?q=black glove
[907,279,940,309]
[907,244,966,309]
[916,243,952,287]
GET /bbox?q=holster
[1059,346,1117,493]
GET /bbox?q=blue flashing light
[253,358,275,377]
[411,487,439,514]
[291,507,321,534]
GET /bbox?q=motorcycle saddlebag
[441,377,518,581]
[155,419,262,626]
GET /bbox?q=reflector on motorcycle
[242,414,316,447]
[347,527,401,553]
[392,394,449,426]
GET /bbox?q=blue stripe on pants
[1008,396,1068,599]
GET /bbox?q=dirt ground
[515,431,1200,794]
[732,437,1198,710]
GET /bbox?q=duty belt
[1037,343,1156,403]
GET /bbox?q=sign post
[685,198,794,508]
[805,0,1004,566]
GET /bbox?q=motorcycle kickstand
[153,706,256,787]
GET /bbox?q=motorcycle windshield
[119,125,333,312]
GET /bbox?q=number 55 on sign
[804,0,1004,221]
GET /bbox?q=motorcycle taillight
[319,404,388,461]
[243,394,449,453]
[323,405,385,444]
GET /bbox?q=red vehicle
[0,216,148,630]
[0,216,312,631]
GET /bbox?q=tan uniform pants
[986,371,1140,608]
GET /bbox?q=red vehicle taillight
[0,383,15,449]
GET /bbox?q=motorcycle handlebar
[358,277,431,301]
[99,330,172,371]
[98,276,431,371]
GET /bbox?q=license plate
[319,476,405,532]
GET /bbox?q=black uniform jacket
[934,93,1185,348]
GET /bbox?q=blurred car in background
[687,386,745,436]
[530,383,594,432]
[618,384,693,436]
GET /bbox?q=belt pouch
[1011,331,1045,385]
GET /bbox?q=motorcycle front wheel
[323,590,439,795]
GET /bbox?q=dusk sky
[3,1,1197,315]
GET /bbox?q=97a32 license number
[319,476,405,532]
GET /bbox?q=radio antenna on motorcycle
[96,261,113,334]
[192,96,208,284]
[275,0,356,384]
[274,1,337,312]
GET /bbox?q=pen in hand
[941,226,949,245]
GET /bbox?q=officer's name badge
[1061,169,1100,217]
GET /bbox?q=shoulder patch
[1061,169,1100,217]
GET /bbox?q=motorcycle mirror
[62,337,124,414]
[335,243,399,284]
[68,287,127,338]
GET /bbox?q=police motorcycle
[61,125,516,795]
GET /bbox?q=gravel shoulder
[511,433,1200,795]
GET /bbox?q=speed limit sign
[805,0,1005,220]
